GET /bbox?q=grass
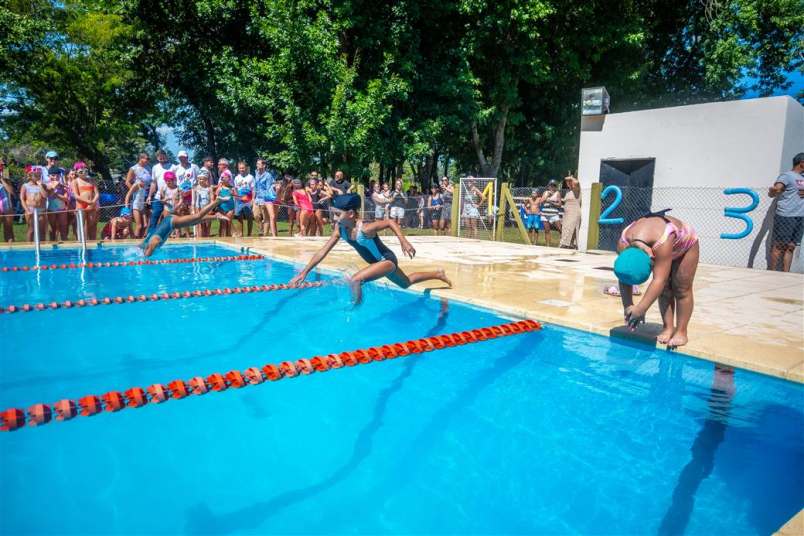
[6,219,562,247]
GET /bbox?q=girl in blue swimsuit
[215,171,235,237]
[289,194,452,304]
[141,198,229,257]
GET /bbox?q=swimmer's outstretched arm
[362,219,415,259]
[289,227,340,286]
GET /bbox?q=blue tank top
[218,187,234,212]
[339,222,396,265]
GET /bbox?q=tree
[2,0,801,184]
[0,0,159,179]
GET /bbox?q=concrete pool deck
[218,234,804,383]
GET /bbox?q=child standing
[193,171,214,237]
[525,191,542,244]
[291,178,314,236]
[215,170,235,237]
[20,166,47,242]
[45,167,69,241]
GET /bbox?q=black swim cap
[332,193,361,211]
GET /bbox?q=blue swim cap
[614,247,652,285]
[120,207,131,217]
[332,194,361,211]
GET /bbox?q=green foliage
[1,0,801,184]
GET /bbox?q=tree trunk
[201,114,218,160]
[93,157,112,182]
[470,103,509,178]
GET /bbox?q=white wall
[576,96,804,270]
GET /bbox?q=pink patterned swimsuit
[619,213,698,260]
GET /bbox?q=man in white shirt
[147,149,176,233]
[233,161,255,237]
[174,150,199,186]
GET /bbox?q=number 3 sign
[720,188,759,239]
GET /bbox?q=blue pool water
[1,244,803,535]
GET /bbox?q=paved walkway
[224,234,804,382]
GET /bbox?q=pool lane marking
[0,254,263,273]
[0,319,541,431]
[0,280,324,315]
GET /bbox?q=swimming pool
[1,244,802,534]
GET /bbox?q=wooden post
[586,182,602,250]
[495,183,509,241]
[450,181,460,236]
[503,185,530,245]
[357,183,366,216]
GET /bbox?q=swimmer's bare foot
[437,269,452,288]
[657,325,675,345]
[667,330,688,348]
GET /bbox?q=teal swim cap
[614,247,652,285]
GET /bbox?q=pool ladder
[32,208,42,259]
[32,209,86,261]
[75,209,87,253]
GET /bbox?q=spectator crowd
[3,149,799,273]
[0,150,466,243]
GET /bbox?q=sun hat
[72,161,87,170]
[164,171,177,181]
[46,150,58,159]
[332,194,361,211]
[47,166,61,176]
[120,207,131,217]
[177,150,189,158]
[613,247,652,285]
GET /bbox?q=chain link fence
[499,186,574,247]
[593,186,798,270]
[494,184,800,271]
[457,177,496,240]
[5,175,800,271]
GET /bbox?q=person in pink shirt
[291,178,314,236]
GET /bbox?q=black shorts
[773,215,804,245]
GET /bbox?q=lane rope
[0,254,263,273]
[0,280,324,315]
[1,319,541,431]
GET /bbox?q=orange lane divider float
[0,319,541,431]
[0,254,262,273]
[0,281,325,315]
